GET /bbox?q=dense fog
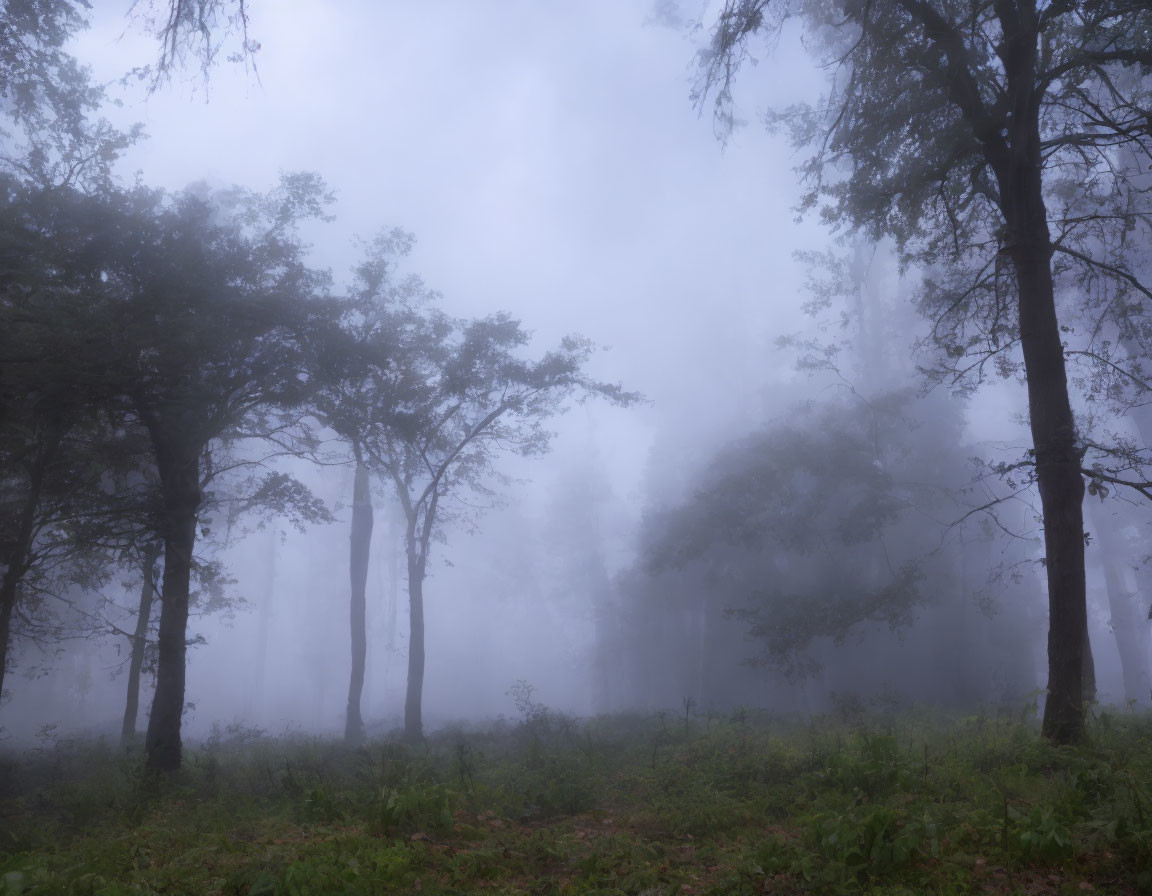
[2,0,1151,761]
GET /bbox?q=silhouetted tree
[321,232,639,740]
[697,0,1152,742]
[31,174,338,770]
[0,179,133,708]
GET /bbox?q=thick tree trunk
[986,32,1087,741]
[145,445,201,772]
[403,546,426,741]
[122,542,161,745]
[1006,186,1086,743]
[345,462,373,742]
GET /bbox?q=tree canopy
[696,0,1152,743]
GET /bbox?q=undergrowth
[2,705,1151,895]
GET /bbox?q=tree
[0,177,133,708]
[0,1,255,94]
[697,0,1152,743]
[120,539,160,744]
[645,390,963,678]
[0,1,140,192]
[320,233,639,740]
[32,174,337,770]
[306,231,412,743]
[128,0,257,86]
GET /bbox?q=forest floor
[2,704,1151,895]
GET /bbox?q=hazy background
[7,0,1123,743]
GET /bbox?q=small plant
[377,765,457,836]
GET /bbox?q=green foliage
[2,709,1152,894]
[639,391,967,679]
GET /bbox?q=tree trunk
[0,577,15,709]
[1090,504,1152,705]
[122,542,161,746]
[345,462,373,742]
[983,36,1087,741]
[145,444,201,772]
[403,545,426,741]
[0,439,57,711]
[1005,183,1087,743]
[1081,624,1096,706]
[245,524,277,723]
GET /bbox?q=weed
[1,708,1150,894]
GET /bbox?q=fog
[2,0,1150,754]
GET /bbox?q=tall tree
[0,178,130,708]
[40,175,337,770]
[698,0,1152,743]
[344,454,373,741]
[320,233,639,740]
[120,540,160,744]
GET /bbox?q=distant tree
[319,233,640,741]
[697,0,1152,743]
[643,389,967,679]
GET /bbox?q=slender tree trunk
[245,525,277,722]
[122,542,161,745]
[145,443,201,772]
[0,577,16,708]
[1090,504,1152,705]
[403,543,426,741]
[0,447,52,710]
[1081,624,1096,706]
[345,462,373,742]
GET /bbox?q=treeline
[0,5,635,771]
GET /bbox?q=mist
[3,0,1150,743]
[3,2,1152,892]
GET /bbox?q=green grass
[2,707,1152,895]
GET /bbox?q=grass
[2,703,1152,895]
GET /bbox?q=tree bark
[403,545,426,741]
[1011,246,1087,740]
[1001,173,1086,743]
[144,441,201,772]
[345,462,373,742]
[122,542,161,746]
[978,18,1086,742]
